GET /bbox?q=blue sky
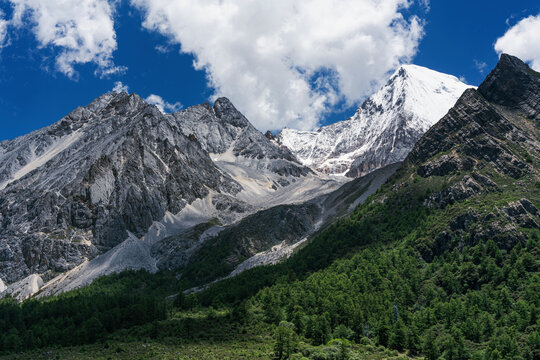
[1,0,540,141]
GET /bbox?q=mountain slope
[168,98,301,166]
[168,98,337,208]
[0,54,538,360]
[169,162,400,289]
[0,92,242,286]
[195,54,540,358]
[278,64,473,177]
[0,92,344,300]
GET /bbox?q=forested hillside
[1,54,540,360]
[198,53,540,359]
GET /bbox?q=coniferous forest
[2,99,540,358]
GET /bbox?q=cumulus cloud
[131,0,424,131]
[8,0,123,78]
[112,81,129,93]
[145,94,182,113]
[495,14,540,71]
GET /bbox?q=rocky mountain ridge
[400,54,540,259]
[2,58,519,301]
[0,92,344,300]
[190,54,540,317]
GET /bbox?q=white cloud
[419,0,430,12]
[474,59,488,74]
[0,10,8,48]
[155,44,171,53]
[8,0,123,78]
[112,81,129,93]
[131,0,424,131]
[145,94,182,113]
[495,14,540,71]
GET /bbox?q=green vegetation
[193,161,540,359]
[2,102,540,359]
[252,236,540,359]
[0,337,411,360]
[0,271,172,352]
[0,307,275,360]
[196,168,434,307]
[2,160,537,359]
[2,162,539,359]
[0,301,411,360]
[274,321,299,359]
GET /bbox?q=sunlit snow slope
[278,65,474,177]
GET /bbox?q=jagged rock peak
[167,97,307,167]
[265,131,276,141]
[212,97,250,128]
[405,54,538,182]
[478,53,540,121]
[85,91,145,113]
[0,89,242,284]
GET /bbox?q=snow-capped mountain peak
[278,64,474,177]
[379,64,472,126]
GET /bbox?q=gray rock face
[167,98,311,177]
[417,154,474,177]
[402,54,540,260]
[478,54,540,122]
[162,162,401,287]
[0,274,44,301]
[0,92,241,284]
[407,81,532,181]
[425,175,485,209]
[0,90,343,297]
[502,199,540,228]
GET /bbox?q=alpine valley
[0,54,539,360]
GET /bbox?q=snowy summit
[278,64,474,177]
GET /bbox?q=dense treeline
[252,235,540,359]
[0,271,171,354]
[193,168,540,359]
